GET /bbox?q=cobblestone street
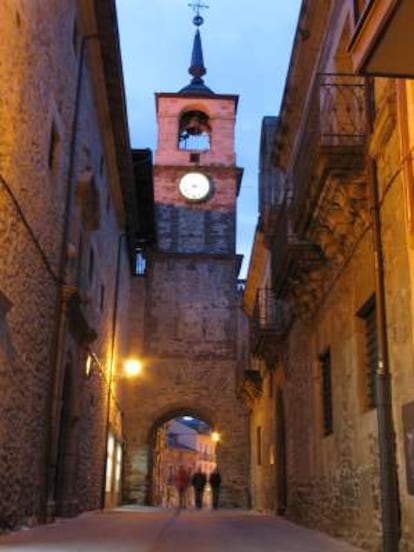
[0,506,363,552]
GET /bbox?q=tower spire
[179,1,214,95]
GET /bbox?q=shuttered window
[319,349,333,436]
[358,295,377,409]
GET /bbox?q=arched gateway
[122,11,249,509]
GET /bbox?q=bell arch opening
[146,406,219,508]
[178,109,211,151]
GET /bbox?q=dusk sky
[116,1,302,276]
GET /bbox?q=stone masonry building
[243,1,414,551]
[0,0,151,528]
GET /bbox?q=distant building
[154,418,217,508]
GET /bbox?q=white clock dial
[179,172,211,201]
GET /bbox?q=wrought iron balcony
[291,73,367,232]
[271,200,323,298]
[238,370,263,410]
[251,288,292,359]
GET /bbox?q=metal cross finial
[188,1,209,27]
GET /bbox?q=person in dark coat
[192,467,207,509]
[209,468,221,510]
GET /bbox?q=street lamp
[124,358,143,377]
[211,431,220,443]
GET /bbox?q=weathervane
[188,0,209,27]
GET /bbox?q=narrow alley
[0,507,362,552]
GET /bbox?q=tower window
[178,110,211,151]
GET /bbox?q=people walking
[175,465,189,509]
[209,468,221,510]
[192,467,207,509]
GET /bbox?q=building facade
[0,0,148,529]
[244,1,414,551]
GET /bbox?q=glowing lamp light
[124,358,143,377]
[85,354,93,378]
[211,431,220,443]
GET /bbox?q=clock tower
[124,6,249,508]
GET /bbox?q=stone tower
[123,9,249,507]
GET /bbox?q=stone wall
[281,234,383,550]
[251,79,414,551]
[245,1,414,550]
[0,0,134,528]
[0,0,77,529]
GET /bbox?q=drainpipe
[366,78,400,552]
[100,231,126,510]
[44,32,98,520]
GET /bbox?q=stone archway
[122,387,249,509]
[145,404,217,506]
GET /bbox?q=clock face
[179,172,211,201]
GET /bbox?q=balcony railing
[291,73,367,229]
[271,199,323,297]
[251,288,291,357]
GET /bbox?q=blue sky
[116,1,301,276]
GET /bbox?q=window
[105,433,115,493]
[257,426,262,466]
[72,17,80,55]
[319,349,333,436]
[357,295,377,409]
[48,121,61,176]
[88,248,94,283]
[114,443,122,493]
[100,284,105,312]
[75,171,101,231]
[136,249,146,275]
[76,232,83,286]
